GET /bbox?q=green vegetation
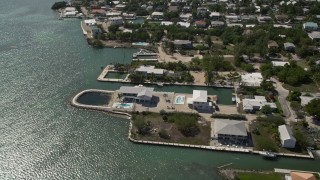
[305,99,320,120]
[211,113,247,120]
[236,172,282,180]
[250,116,285,152]
[131,112,210,145]
[286,90,301,102]
[291,121,317,151]
[51,1,67,10]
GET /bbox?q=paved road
[272,78,295,122]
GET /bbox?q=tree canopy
[305,99,320,119]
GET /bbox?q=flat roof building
[241,73,263,87]
[119,86,154,102]
[278,125,296,148]
[214,119,247,142]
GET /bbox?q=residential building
[122,13,136,20]
[211,21,225,27]
[151,12,164,20]
[284,42,295,52]
[300,95,319,106]
[179,13,192,22]
[187,90,212,111]
[278,125,296,148]
[214,119,247,142]
[135,66,165,76]
[257,16,272,23]
[209,12,222,20]
[290,172,316,180]
[241,73,263,87]
[173,40,193,49]
[90,26,102,37]
[272,61,289,67]
[197,7,208,16]
[161,21,174,26]
[308,31,320,41]
[84,19,97,26]
[108,16,123,25]
[177,22,191,28]
[268,40,279,49]
[225,15,241,23]
[242,95,277,113]
[194,20,207,28]
[105,11,121,18]
[119,86,154,102]
[303,22,318,31]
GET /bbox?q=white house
[242,96,277,113]
[300,95,319,106]
[187,90,212,111]
[84,19,96,26]
[151,12,164,20]
[303,22,318,31]
[278,125,296,148]
[308,31,320,41]
[272,61,289,67]
[177,22,191,28]
[161,21,174,26]
[241,73,263,87]
[119,86,154,102]
[135,66,165,76]
[179,13,192,22]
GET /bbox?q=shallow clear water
[0,0,320,179]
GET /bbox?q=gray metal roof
[278,125,296,141]
[119,86,154,97]
[215,119,247,136]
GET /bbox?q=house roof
[290,172,316,180]
[136,66,164,75]
[272,61,289,67]
[152,12,164,16]
[284,42,295,48]
[278,125,296,141]
[177,22,190,28]
[304,22,318,28]
[192,90,207,102]
[241,73,263,87]
[173,40,192,45]
[119,86,154,97]
[215,119,247,137]
[308,31,320,40]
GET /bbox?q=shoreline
[70,89,315,160]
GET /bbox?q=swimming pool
[174,96,185,105]
[112,103,134,109]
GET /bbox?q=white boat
[259,151,277,159]
[133,49,157,58]
[157,83,164,86]
[232,96,236,102]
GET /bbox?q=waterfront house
[257,16,273,23]
[182,6,192,13]
[242,95,277,113]
[214,119,247,143]
[119,86,154,102]
[151,12,164,20]
[241,73,263,87]
[278,125,296,149]
[84,19,97,26]
[90,26,102,37]
[290,172,316,180]
[135,66,165,77]
[108,16,123,25]
[105,11,121,18]
[284,42,295,52]
[168,5,178,12]
[187,90,212,111]
[173,40,193,49]
[65,7,76,12]
[122,13,136,20]
[303,22,318,32]
[114,4,126,10]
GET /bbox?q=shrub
[162,115,168,122]
[160,109,166,116]
[211,114,247,120]
[159,129,170,139]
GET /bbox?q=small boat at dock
[259,151,277,159]
[157,83,164,86]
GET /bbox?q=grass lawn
[283,83,319,93]
[275,97,284,115]
[237,172,282,180]
[131,112,211,145]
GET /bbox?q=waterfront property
[242,95,277,113]
[241,73,263,87]
[290,172,316,180]
[187,90,212,111]
[135,65,165,77]
[174,95,185,105]
[118,86,154,102]
[278,125,296,149]
[214,119,248,145]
